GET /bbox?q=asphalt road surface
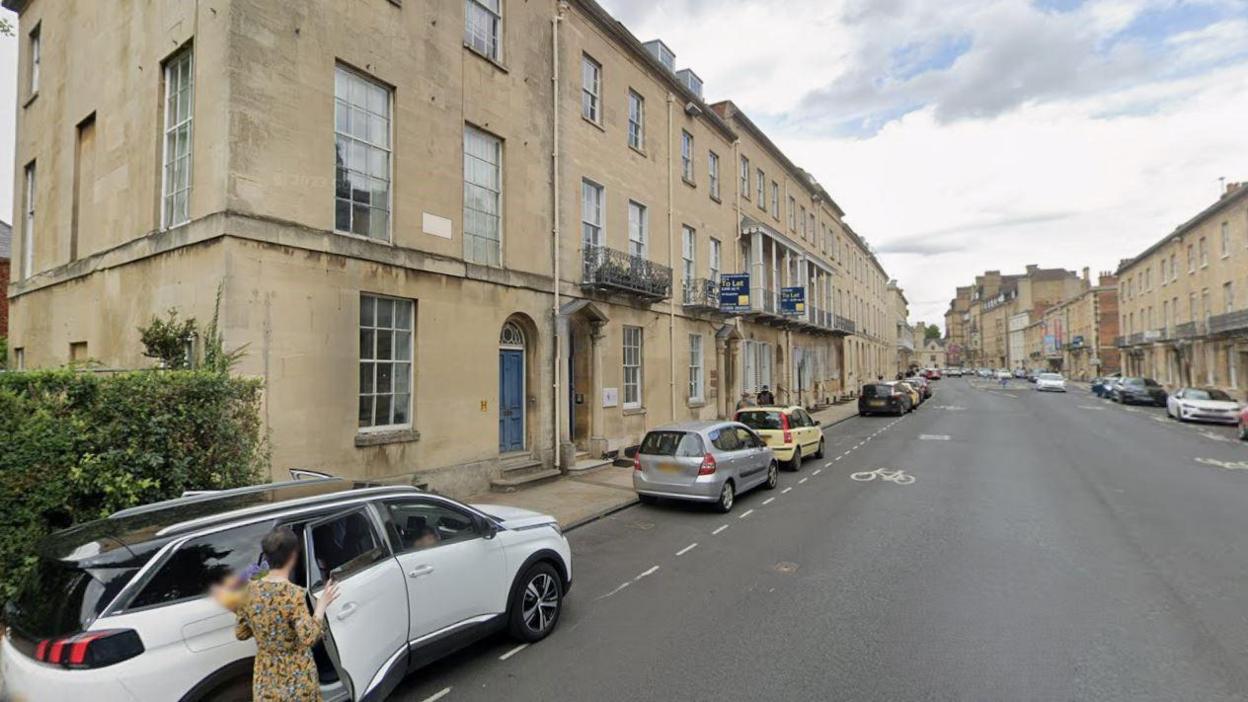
[391,378,1248,702]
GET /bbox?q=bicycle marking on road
[1198,430,1232,442]
[850,467,916,485]
[420,687,452,702]
[739,509,755,519]
[675,543,698,556]
[712,524,729,535]
[499,644,529,661]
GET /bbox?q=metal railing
[1128,332,1144,345]
[682,278,720,311]
[833,314,856,335]
[1209,309,1248,336]
[581,245,672,301]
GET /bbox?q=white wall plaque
[423,212,452,239]
[602,387,619,408]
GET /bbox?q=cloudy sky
[602,0,1248,328]
[2,2,1247,328]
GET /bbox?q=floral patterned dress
[234,578,326,702]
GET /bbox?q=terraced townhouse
[1116,182,1248,394]
[6,0,899,494]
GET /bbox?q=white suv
[1,478,572,702]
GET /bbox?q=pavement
[393,379,1248,701]
[464,401,862,530]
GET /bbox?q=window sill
[335,229,394,246]
[710,194,722,204]
[628,144,647,158]
[682,177,697,188]
[355,428,421,447]
[688,400,707,408]
[622,407,646,416]
[583,116,606,132]
[463,43,509,73]
[22,92,38,109]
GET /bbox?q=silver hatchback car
[633,421,779,512]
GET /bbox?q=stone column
[751,231,764,307]
[588,321,607,458]
[715,336,728,418]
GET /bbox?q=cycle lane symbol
[851,467,916,485]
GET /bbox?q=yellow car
[892,381,922,410]
[734,405,824,470]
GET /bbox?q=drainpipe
[667,93,677,420]
[551,5,565,470]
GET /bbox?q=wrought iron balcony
[832,314,856,336]
[1209,309,1248,336]
[581,245,672,302]
[1128,332,1144,346]
[682,278,721,313]
[1175,320,1206,339]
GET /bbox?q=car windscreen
[735,410,784,431]
[1038,374,1062,381]
[639,431,705,457]
[1188,389,1232,401]
[5,558,137,640]
[861,384,893,398]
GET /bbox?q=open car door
[305,507,410,702]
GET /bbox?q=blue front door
[499,350,525,452]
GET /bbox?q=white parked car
[1035,373,1067,392]
[1,477,572,702]
[994,369,1011,380]
[1166,387,1242,424]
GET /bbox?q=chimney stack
[1082,267,1090,282]
[1225,182,1245,199]
[1025,264,1039,275]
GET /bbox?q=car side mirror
[480,517,500,540]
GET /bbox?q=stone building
[920,337,946,369]
[948,266,1087,369]
[1022,273,1120,379]
[5,0,900,494]
[889,280,914,374]
[1117,183,1248,394]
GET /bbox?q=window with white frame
[788,196,796,230]
[628,201,648,258]
[742,340,773,394]
[740,156,750,199]
[709,237,721,282]
[161,49,194,229]
[22,162,36,279]
[770,181,779,219]
[623,326,643,408]
[689,334,704,402]
[800,205,807,237]
[335,66,392,240]
[463,125,503,265]
[627,90,644,150]
[28,23,41,97]
[756,169,765,209]
[681,225,696,288]
[465,0,502,61]
[681,130,694,182]
[581,179,604,248]
[581,55,601,123]
[1225,281,1235,312]
[1222,221,1231,257]
[1188,244,1195,272]
[1200,237,1208,266]
[359,294,414,430]
[708,151,720,200]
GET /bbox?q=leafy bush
[0,370,268,604]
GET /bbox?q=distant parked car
[910,375,933,399]
[895,381,923,409]
[994,369,1011,380]
[946,367,964,378]
[1012,368,1027,379]
[1166,388,1241,424]
[859,383,912,416]
[1111,377,1167,406]
[1035,372,1067,392]
[977,368,993,378]
[735,406,824,471]
[634,421,778,512]
[1239,406,1248,440]
[1091,375,1120,397]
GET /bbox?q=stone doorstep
[488,467,562,493]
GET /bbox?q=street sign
[780,287,806,315]
[719,274,751,314]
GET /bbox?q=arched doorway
[499,321,527,453]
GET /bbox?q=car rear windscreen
[736,411,784,430]
[861,384,893,398]
[639,431,705,457]
[6,558,137,640]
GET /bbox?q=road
[391,378,1248,702]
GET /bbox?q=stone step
[498,457,543,474]
[489,468,562,493]
[567,458,613,474]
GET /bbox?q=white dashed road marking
[595,582,631,600]
[421,688,452,702]
[782,487,793,494]
[763,497,775,505]
[499,644,528,661]
[712,524,729,535]
[635,566,660,580]
[813,469,822,476]
[919,434,951,441]
[739,509,755,519]
[676,543,698,556]
[799,478,808,484]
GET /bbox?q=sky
[600,0,1248,330]
[2,2,1247,329]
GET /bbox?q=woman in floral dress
[234,526,341,702]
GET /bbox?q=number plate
[658,463,682,474]
[870,400,885,407]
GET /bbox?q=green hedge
[0,370,267,603]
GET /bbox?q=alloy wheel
[522,573,560,634]
[719,482,735,512]
[767,462,778,489]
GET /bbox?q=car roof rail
[290,468,335,481]
[108,477,343,520]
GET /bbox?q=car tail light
[698,453,717,476]
[34,630,144,669]
[780,413,793,445]
[633,454,642,471]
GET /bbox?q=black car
[1111,377,1168,406]
[859,383,911,416]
